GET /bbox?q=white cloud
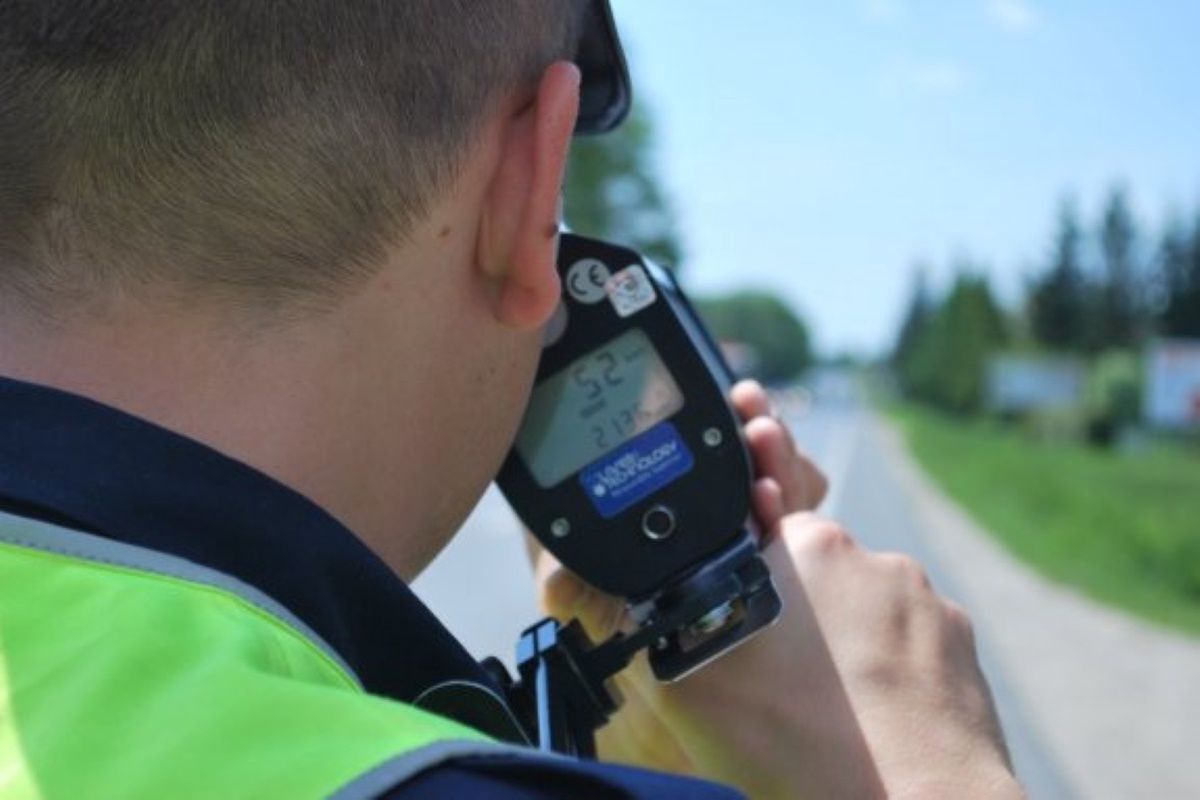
[986,0,1040,33]
[886,60,971,95]
[861,0,905,24]
[912,62,970,93]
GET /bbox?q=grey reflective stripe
[328,739,563,800]
[0,508,362,686]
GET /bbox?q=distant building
[986,354,1085,414]
[717,340,760,379]
[1144,339,1200,430]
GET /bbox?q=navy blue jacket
[0,375,742,799]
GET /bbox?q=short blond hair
[0,0,580,313]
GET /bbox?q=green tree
[1160,212,1200,337]
[563,104,682,268]
[1029,199,1088,351]
[694,292,813,383]
[1094,186,1142,350]
[893,265,933,371]
[906,271,1007,414]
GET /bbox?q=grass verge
[890,404,1200,637]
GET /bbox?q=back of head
[0,0,580,316]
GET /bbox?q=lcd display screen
[516,328,685,488]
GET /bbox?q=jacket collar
[0,374,493,704]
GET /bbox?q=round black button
[642,505,676,541]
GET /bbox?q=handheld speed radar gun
[482,0,784,756]
[489,233,784,754]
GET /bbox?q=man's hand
[533,381,1022,799]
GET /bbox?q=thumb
[536,549,627,642]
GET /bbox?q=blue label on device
[580,422,694,519]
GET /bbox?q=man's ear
[478,61,580,330]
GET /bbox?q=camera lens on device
[641,505,676,541]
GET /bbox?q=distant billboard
[1144,340,1200,430]
[986,354,1085,413]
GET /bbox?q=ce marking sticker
[566,259,612,305]
[607,265,657,318]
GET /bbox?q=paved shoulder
[874,415,1200,800]
[801,401,1073,800]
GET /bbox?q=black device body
[496,233,782,684]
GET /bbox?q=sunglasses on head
[573,0,631,135]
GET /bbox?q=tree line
[893,185,1200,423]
[1029,189,1200,351]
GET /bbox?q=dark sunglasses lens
[574,0,631,134]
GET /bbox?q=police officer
[0,2,1022,798]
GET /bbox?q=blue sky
[606,0,1200,354]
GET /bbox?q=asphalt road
[412,371,1073,797]
[790,372,1074,799]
